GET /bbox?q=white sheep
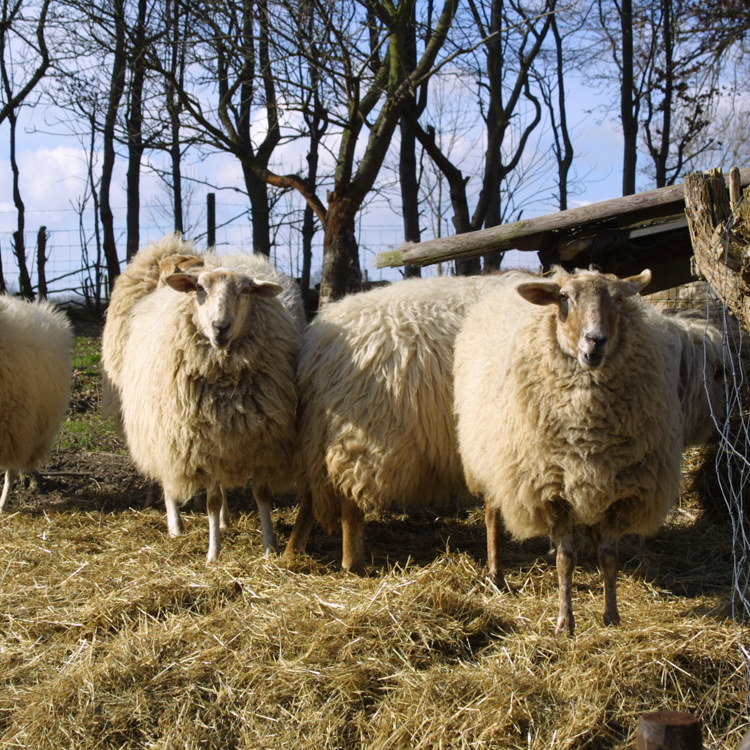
[105,240,304,562]
[0,295,73,509]
[660,308,726,447]
[101,233,203,427]
[285,272,516,573]
[453,266,712,634]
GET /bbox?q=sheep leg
[252,483,278,555]
[284,491,314,557]
[164,492,184,537]
[552,522,576,636]
[205,483,224,563]
[485,497,506,588]
[340,496,366,575]
[219,486,230,531]
[0,470,17,512]
[596,524,621,627]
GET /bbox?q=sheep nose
[213,322,230,336]
[585,332,608,349]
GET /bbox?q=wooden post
[207,192,216,248]
[36,226,47,299]
[636,710,702,750]
[684,167,750,331]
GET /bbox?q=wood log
[635,711,702,750]
[684,168,750,331]
[376,168,750,270]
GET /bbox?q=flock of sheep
[0,234,726,634]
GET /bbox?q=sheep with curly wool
[101,233,203,427]
[453,266,696,635]
[285,272,517,573]
[108,244,304,562]
[659,308,726,447]
[0,295,72,509]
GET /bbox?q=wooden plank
[376,168,750,269]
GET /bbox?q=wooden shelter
[376,167,750,296]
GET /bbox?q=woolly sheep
[453,266,719,634]
[0,295,72,510]
[104,239,304,562]
[660,308,726,446]
[101,235,205,509]
[101,233,203,428]
[285,272,516,573]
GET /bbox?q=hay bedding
[0,444,745,750]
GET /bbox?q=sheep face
[165,267,284,350]
[516,268,652,369]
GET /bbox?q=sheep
[101,233,203,427]
[104,240,304,562]
[101,234,205,509]
[0,294,73,510]
[660,308,726,447]
[285,272,518,573]
[452,265,718,634]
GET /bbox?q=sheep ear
[246,279,284,298]
[516,281,560,306]
[164,272,199,293]
[159,254,204,278]
[623,269,652,295]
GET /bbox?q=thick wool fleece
[295,272,521,533]
[117,253,303,503]
[454,271,684,541]
[0,295,72,472]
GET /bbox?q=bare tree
[407,0,555,275]
[0,0,52,297]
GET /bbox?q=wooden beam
[376,167,750,269]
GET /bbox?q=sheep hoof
[603,610,621,627]
[342,562,367,577]
[555,614,575,636]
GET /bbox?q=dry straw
[0,476,746,749]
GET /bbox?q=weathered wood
[376,168,750,270]
[635,711,702,750]
[684,168,750,331]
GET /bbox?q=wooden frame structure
[376,167,750,294]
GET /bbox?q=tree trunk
[319,196,362,305]
[244,165,272,256]
[8,109,32,299]
[620,0,637,196]
[0,238,6,294]
[684,167,750,331]
[126,0,148,261]
[400,116,422,279]
[167,0,185,234]
[101,0,127,290]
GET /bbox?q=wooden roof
[375,167,750,293]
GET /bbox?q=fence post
[636,711,702,750]
[37,226,48,299]
[207,193,215,248]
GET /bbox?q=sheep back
[0,295,72,471]
[454,277,684,541]
[296,272,518,533]
[119,253,303,501]
[102,233,195,393]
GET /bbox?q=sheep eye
[196,285,207,302]
[558,290,569,301]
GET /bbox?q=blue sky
[0,78,656,292]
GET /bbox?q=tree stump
[684,166,750,331]
[635,710,702,750]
